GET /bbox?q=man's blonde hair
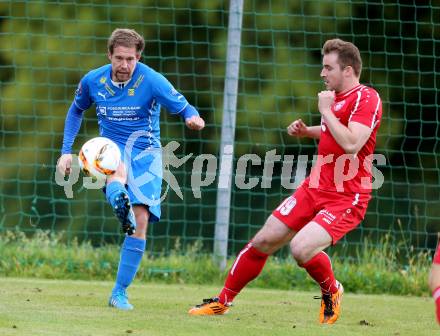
[107,28,145,55]
[322,39,362,77]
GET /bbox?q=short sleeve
[349,89,382,129]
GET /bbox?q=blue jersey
[74,63,189,150]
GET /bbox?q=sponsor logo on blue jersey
[98,106,106,115]
[74,63,189,149]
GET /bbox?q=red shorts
[434,242,440,265]
[272,183,371,244]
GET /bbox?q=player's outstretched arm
[177,104,205,130]
[58,102,85,175]
[287,119,320,139]
[61,102,84,153]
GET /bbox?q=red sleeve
[349,88,382,129]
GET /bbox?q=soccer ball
[78,137,121,181]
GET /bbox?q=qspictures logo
[55,132,386,201]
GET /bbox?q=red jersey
[308,84,382,194]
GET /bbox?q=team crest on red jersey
[333,99,346,111]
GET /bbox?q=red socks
[434,286,440,324]
[218,242,269,304]
[218,246,338,304]
[301,251,338,294]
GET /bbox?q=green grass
[0,230,432,296]
[0,277,437,336]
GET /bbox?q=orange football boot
[188,297,230,316]
[319,281,344,324]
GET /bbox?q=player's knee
[251,235,277,255]
[290,239,310,264]
[429,268,440,291]
[107,161,127,184]
[250,237,271,254]
[251,215,292,254]
[429,272,436,291]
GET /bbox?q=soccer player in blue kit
[57,28,205,310]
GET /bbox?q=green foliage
[0,230,431,296]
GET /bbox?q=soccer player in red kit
[189,39,382,324]
[430,240,440,324]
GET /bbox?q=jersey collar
[108,63,138,89]
[111,78,132,89]
[336,84,363,99]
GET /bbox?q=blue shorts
[121,146,162,223]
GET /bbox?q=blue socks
[112,236,146,294]
[106,181,127,207]
[107,181,145,294]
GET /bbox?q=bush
[0,230,431,296]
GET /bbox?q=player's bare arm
[185,115,205,130]
[287,119,320,139]
[318,90,372,154]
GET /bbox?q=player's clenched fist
[185,116,205,130]
[318,90,335,115]
[287,119,308,137]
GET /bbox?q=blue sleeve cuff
[180,104,200,120]
[61,103,84,154]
